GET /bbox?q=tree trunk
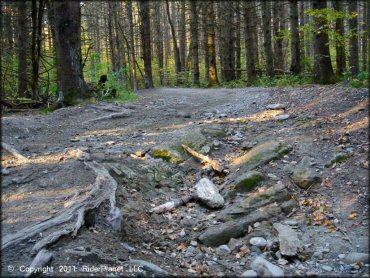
[165,0,182,75]
[207,2,219,86]
[261,1,274,76]
[127,1,138,91]
[362,0,368,71]
[107,3,117,72]
[219,2,235,82]
[139,1,154,88]
[17,0,28,97]
[245,1,257,82]
[312,0,335,84]
[333,1,346,75]
[235,3,241,79]
[189,0,200,86]
[202,3,210,82]
[154,2,164,85]
[290,0,301,74]
[273,2,283,72]
[47,1,88,105]
[348,0,359,76]
[179,1,186,71]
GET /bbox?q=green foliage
[223,79,247,88]
[254,74,314,87]
[348,71,369,88]
[40,106,56,114]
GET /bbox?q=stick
[83,111,132,124]
[1,142,28,162]
[150,194,195,213]
[182,144,223,173]
[128,259,172,277]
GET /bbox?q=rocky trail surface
[1,86,369,277]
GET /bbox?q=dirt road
[2,85,369,277]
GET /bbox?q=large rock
[273,223,302,256]
[198,203,281,246]
[250,256,284,277]
[195,178,224,209]
[234,171,264,192]
[291,156,322,189]
[241,270,258,277]
[151,147,184,164]
[325,152,348,167]
[232,141,292,172]
[344,252,369,264]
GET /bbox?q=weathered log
[31,230,70,255]
[83,110,132,124]
[25,249,53,277]
[182,144,223,173]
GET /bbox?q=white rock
[251,256,284,277]
[322,265,333,272]
[250,237,267,248]
[344,252,369,264]
[241,269,258,277]
[266,104,287,110]
[273,114,290,121]
[195,178,224,208]
[217,245,231,254]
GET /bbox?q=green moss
[152,149,183,164]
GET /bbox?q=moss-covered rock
[325,152,348,167]
[234,171,264,192]
[232,141,292,172]
[151,148,184,164]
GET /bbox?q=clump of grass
[40,107,56,114]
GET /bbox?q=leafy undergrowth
[101,89,139,102]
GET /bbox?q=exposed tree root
[1,160,118,253]
[1,142,28,162]
[26,249,53,277]
[150,193,195,213]
[83,110,132,124]
[182,144,223,173]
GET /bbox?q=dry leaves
[348,211,357,220]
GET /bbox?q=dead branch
[150,194,195,213]
[72,208,85,237]
[127,259,171,277]
[1,142,28,162]
[182,144,223,173]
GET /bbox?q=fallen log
[150,194,195,213]
[1,142,28,162]
[182,144,223,173]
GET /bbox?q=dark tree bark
[207,2,219,86]
[107,3,117,72]
[139,1,154,88]
[290,0,301,74]
[333,1,346,75]
[348,0,359,76]
[47,1,88,105]
[219,2,235,82]
[312,0,334,84]
[179,1,186,71]
[273,2,283,72]
[362,0,368,71]
[165,0,182,76]
[189,0,200,86]
[235,3,241,79]
[17,0,28,96]
[202,3,209,82]
[244,1,257,82]
[261,1,274,76]
[154,1,164,85]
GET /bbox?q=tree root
[150,193,195,213]
[26,249,53,277]
[1,160,118,253]
[1,142,28,162]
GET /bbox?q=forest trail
[1,85,369,277]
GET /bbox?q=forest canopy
[0,1,369,107]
